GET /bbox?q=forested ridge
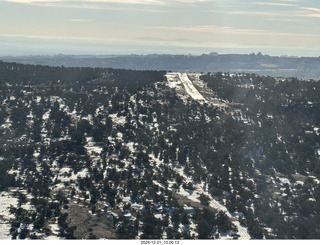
[0,61,320,239]
[2,52,320,79]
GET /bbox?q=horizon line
[1,52,319,58]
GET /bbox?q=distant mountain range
[1,52,320,80]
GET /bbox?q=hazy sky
[1,0,320,56]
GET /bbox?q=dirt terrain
[66,202,117,239]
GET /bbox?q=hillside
[1,61,320,239]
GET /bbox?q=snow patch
[0,190,19,239]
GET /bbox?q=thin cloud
[3,0,213,12]
[228,9,320,19]
[136,36,197,43]
[0,33,98,41]
[70,19,92,22]
[294,7,320,18]
[254,2,297,7]
[228,3,320,19]
[225,10,292,17]
[303,7,320,12]
[4,0,164,5]
[279,0,298,1]
[267,17,307,22]
[4,0,210,5]
[156,25,316,37]
[3,0,170,12]
[301,7,320,14]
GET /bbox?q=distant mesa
[1,52,320,79]
[209,52,219,56]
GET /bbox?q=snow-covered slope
[166,72,206,104]
[178,73,207,103]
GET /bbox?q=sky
[0,0,320,56]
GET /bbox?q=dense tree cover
[201,72,320,177]
[1,61,320,239]
[200,72,320,238]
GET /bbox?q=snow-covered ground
[165,72,250,238]
[109,113,126,125]
[178,73,207,103]
[150,153,251,239]
[85,137,103,156]
[0,189,19,240]
[166,72,229,108]
[46,223,60,240]
[166,73,206,104]
[176,170,251,239]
